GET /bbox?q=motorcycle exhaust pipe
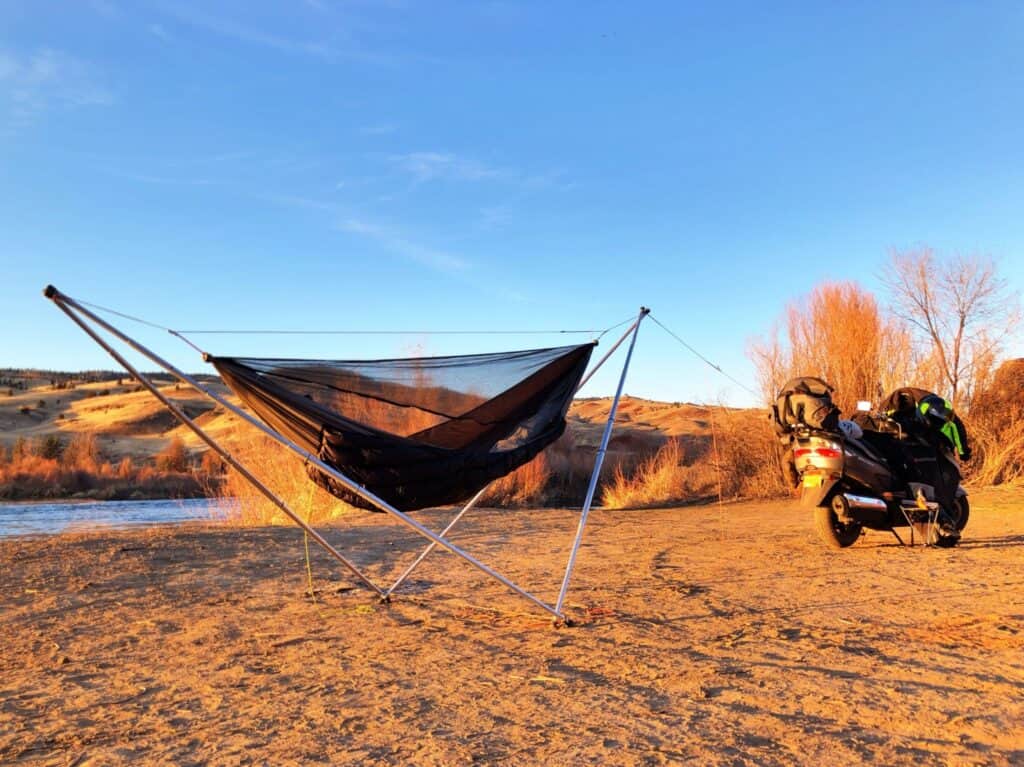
[842,494,888,512]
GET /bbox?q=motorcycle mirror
[856,400,872,412]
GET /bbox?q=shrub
[155,437,189,473]
[64,433,101,472]
[708,408,789,499]
[602,439,691,509]
[37,435,64,461]
[116,456,135,479]
[11,438,30,462]
[965,359,1024,485]
[199,449,224,476]
[213,435,350,525]
[599,407,789,509]
[481,452,551,507]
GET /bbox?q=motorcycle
[791,404,969,549]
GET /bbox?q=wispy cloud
[337,216,534,302]
[97,166,215,186]
[0,48,112,130]
[152,2,403,64]
[390,151,567,190]
[337,217,470,273]
[391,152,505,184]
[478,204,514,230]
[258,193,530,300]
[155,4,333,58]
[149,23,172,42]
[86,0,119,18]
[255,191,337,213]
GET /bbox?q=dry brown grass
[601,438,691,509]
[601,408,788,509]
[962,358,1024,485]
[480,452,552,507]
[211,436,354,526]
[710,408,789,498]
[0,435,204,501]
[968,416,1024,485]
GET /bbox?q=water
[0,498,221,538]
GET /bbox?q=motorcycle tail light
[814,448,841,458]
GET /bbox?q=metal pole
[575,319,641,394]
[46,293,386,596]
[383,319,641,601]
[555,307,649,617]
[45,286,565,620]
[382,484,490,600]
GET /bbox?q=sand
[2,487,1023,766]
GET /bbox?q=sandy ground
[2,488,1023,766]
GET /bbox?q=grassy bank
[0,434,218,502]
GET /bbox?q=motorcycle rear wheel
[951,495,970,531]
[923,496,969,548]
[814,495,863,549]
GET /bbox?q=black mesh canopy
[210,343,594,511]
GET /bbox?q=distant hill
[0,371,751,464]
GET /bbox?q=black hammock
[210,343,594,511]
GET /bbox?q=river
[0,498,223,538]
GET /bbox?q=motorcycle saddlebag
[773,376,841,434]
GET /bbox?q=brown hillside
[1,380,749,467]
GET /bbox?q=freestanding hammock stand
[45,285,647,624]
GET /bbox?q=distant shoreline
[0,491,212,506]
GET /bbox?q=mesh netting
[211,343,594,511]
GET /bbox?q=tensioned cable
[647,313,761,399]
[75,297,636,354]
[79,299,631,337]
[75,298,208,355]
[177,327,616,336]
[594,315,636,340]
[77,299,173,333]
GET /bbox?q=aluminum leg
[382,484,490,600]
[555,307,649,617]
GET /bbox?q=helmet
[837,419,863,440]
[918,395,952,427]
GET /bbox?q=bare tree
[881,249,1021,409]
[748,320,788,405]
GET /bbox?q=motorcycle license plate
[803,475,824,488]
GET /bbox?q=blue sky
[2,1,1022,405]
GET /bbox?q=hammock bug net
[210,343,594,511]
